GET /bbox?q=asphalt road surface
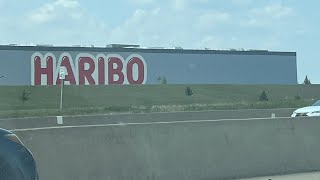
[0,108,295,130]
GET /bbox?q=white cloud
[108,8,168,45]
[28,0,82,23]
[232,0,253,5]
[251,3,293,19]
[260,36,281,50]
[199,11,231,22]
[0,0,109,46]
[241,3,294,27]
[173,0,187,11]
[197,11,231,29]
[107,7,229,48]
[55,0,79,8]
[128,0,154,4]
[170,0,209,11]
[0,0,299,51]
[29,4,56,23]
[241,18,264,27]
[196,36,222,48]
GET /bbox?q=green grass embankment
[0,84,319,118]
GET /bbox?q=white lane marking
[11,116,292,132]
[57,116,63,125]
[0,108,295,121]
[60,108,296,118]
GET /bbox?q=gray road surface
[0,108,295,130]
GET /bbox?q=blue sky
[0,0,319,83]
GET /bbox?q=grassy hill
[0,84,319,118]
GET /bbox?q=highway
[11,116,295,132]
[0,108,294,130]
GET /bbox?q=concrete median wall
[14,116,320,180]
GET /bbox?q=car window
[0,1,320,180]
[312,100,320,106]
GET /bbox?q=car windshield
[312,100,320,106]
[0,1,320,180]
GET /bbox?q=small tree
[20,89,30,104]
[185,87,194,96]
[157,76,167,84]
[295,94,302,100]
[161,77,167,84]
[157,76,162,83]
[259,90,268,101]
[304,75,311,85]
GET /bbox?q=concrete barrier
[0,108,295,130]
[14,116,320,180]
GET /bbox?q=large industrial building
[0,44,297,86]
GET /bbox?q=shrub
[20,89,30,104]
[157,76,168,84]
[185,87,194,96]
[304,75,311,85]
[259,90,268,101]
[161,77,167,84]
[295,94,302,100]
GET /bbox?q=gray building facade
[0,45,297,85]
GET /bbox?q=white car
[291,100,320,117]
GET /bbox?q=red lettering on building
[33,55,54,85]
[98,56,105,85]
[31,52,147,86]
[108,57,124,85]
[78,57,96,85]
[127,57,145,84]
[56,56,77,85]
